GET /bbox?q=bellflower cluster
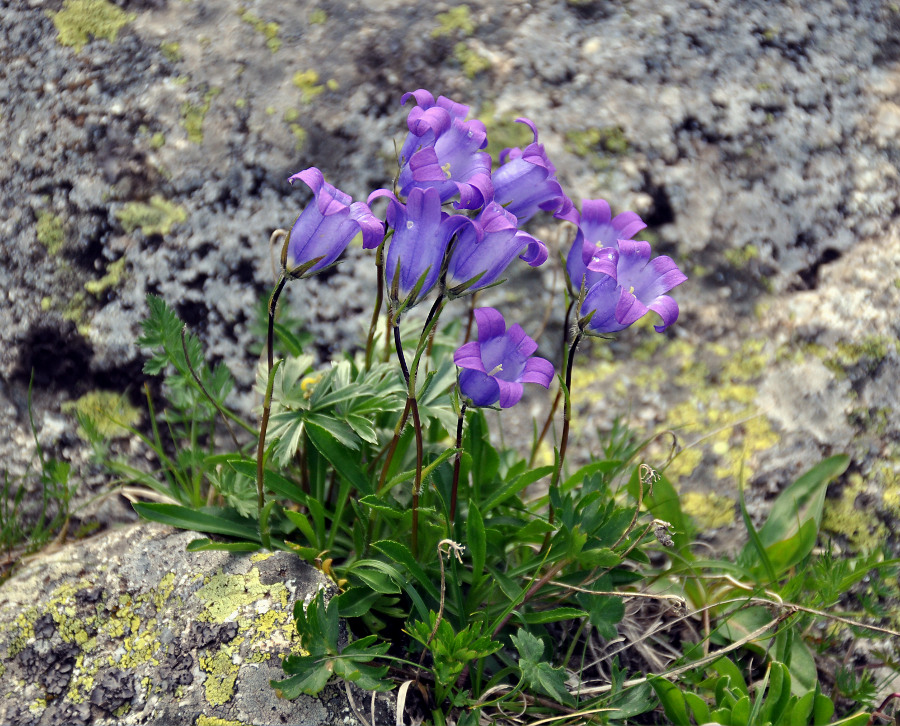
[564,201,687,334]
[282,88,687,407]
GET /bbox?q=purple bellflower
[397,89,493,210]
[445,202,548,296]
[286,168,383,277]
[375,186,473,310]
[492,118,576,225]
[579,240,687,334]
[565,199,647,293]
[454,307,555,408]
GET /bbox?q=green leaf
[372,540,440,601]
[576,592,625,640]
[511,629,574,707]
[306,414,359,450]
[352,567,402,594]
[133,502,260,542]
[272,657,333,698]
[482,465,554,512]
[812,692,834,725]
[683,692,711,724]
[519,607,586,625]
[335,587,383,618]
[710,656,749,696]
[741,455,848,569]
[306,422,372,496]
[649,678,691,726]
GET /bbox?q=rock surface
[0,523,383,725]
[1,0,899,654]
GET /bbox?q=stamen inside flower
[488,363,503,376]
[441,162,452,179]
[628,285,635,294]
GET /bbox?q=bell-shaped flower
[378,186,472,311]
[445,203,547,296]
[579,240,687,334]
[397,90,492,210]
[454,308,554,408]
[565,199,647,293]
[492,118,575,225]
[285,168,384,277]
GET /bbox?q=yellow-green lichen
[822,336,896,378]
[432,5,474,37]
[36,210,65,254]
[681,491,736,529]
[49,0,135,52]
[195,715,251,726]
[566,126,630,160]
[292,70,324,103]
[237,7,281,52]
[160,41,182,62]
[454,42,491,78]
[199,648,240,706]
[822,474,887,552]
[150,132,166,149]
[84,256,126,296]
[309,9,327,24]
[195,568,289,622]
[723,245,759,268]
[181,87,222,143]
[116,196,187,236]
[250,552,274,563]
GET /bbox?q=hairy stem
[364,240,386,371]
[449,402,467,524]
[256,273,287,550]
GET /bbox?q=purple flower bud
[397,90,493,210]
[454,308,554,408]
[580,240,687,334]
[492,118,575,225]
[565,199,647,292]
[285,168,383,277]
[379,187,472,310]
[445,203,547,296]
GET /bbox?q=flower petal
[496,379,524,409]
[520,357,555,388]
[459,368,500,407]
[453,341,486,372]
[474,307,507,344]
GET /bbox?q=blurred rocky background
[2,0,899,561]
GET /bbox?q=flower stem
[393,321,410,386]
[256,273,287,550]
[529,298,574,467]
[410,396,424,558]
[364,239,386,371]
[547,331,582,530]
[449,402,468,525]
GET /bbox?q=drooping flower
[565,199,647,293]
[454,308,554,408]
[376,186,473,310]
[445,202,547,296]
[397,89,493,210]
[285,168,383,277]
[492,118,575,225]
[579,240,687,334]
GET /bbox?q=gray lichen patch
[0,524,348,725]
